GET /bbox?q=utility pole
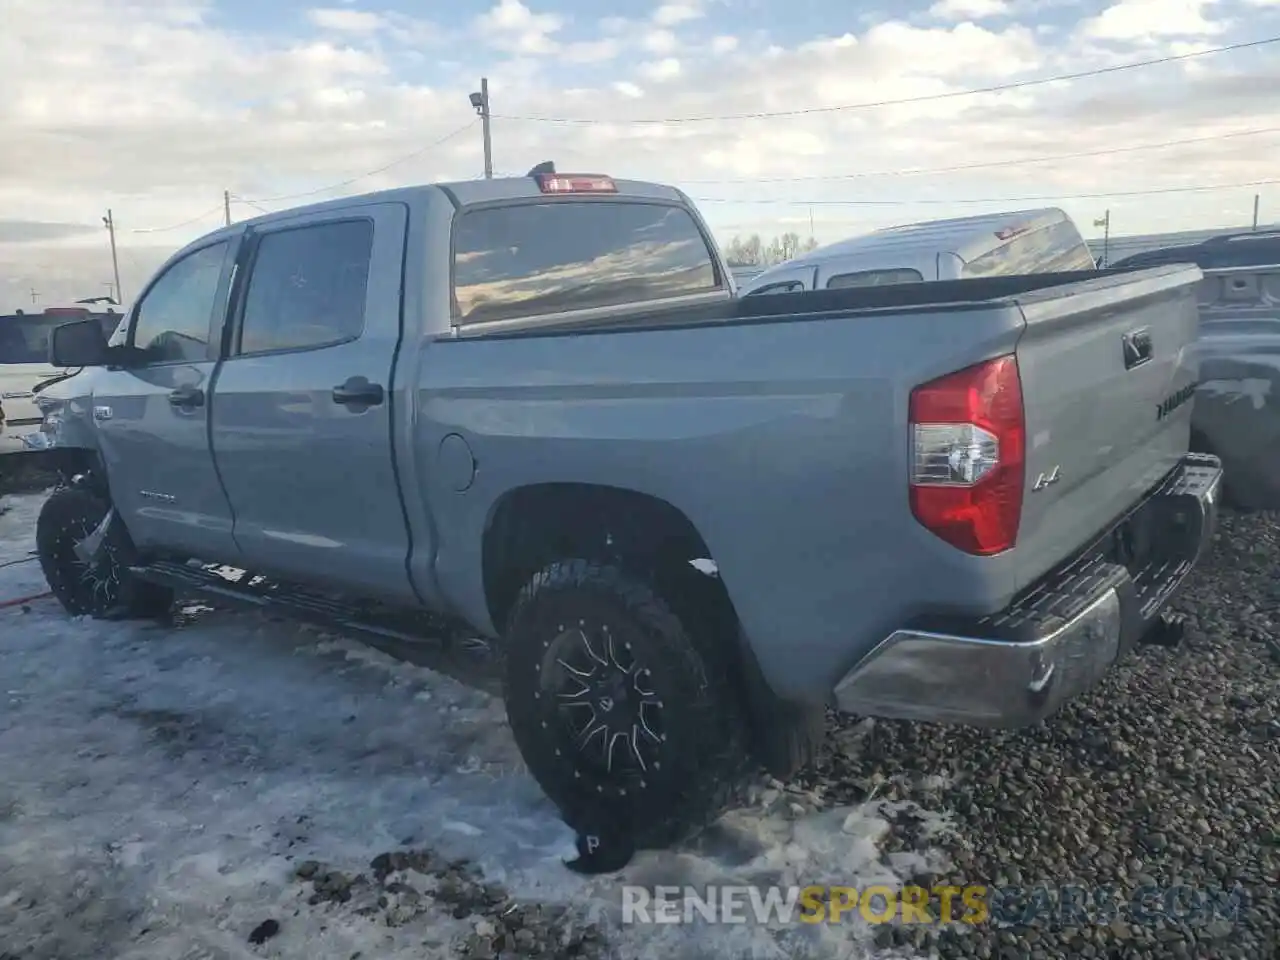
[29,288,39,305]
[224,190,232,226]
[103,210,123,305]
[1094,210,1111,267]
[1253,194,1260,231]
[470,78,493,179]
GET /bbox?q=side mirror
[49,318,111,368]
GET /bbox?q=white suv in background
[0,305,125,457]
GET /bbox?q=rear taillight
[908,354,1025,556]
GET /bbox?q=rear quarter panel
[415,305,1037,702]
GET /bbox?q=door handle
[331,376,384,410]
[167,386,204,408]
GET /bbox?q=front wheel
[502,559,752,851]
[36,486,173,619]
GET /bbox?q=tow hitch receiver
[1139,610,1186,648]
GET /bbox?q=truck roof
[185,172,690,254]
[788,207,1071,267]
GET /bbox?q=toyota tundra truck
[32,165,1221,851]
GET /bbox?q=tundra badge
[1157,382,1198,421]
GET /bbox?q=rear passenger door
[209,203,416,603]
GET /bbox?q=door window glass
[130,241,229,363]
[237,220,374,355]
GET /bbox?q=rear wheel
[502,559,752,850]
[36,486,173,619]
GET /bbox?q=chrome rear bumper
[833,453,1222,727]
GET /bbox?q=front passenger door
[91,238,244,563]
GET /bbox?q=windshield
[0,313,121,364]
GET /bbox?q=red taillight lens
[908,354,1025,556]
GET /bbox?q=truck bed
[422,264,1204,703]
[453,267,1138,338]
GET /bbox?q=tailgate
[1010,265,1203,589]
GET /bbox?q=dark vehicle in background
[1109,231,1280,508]
[0,306,124,457]
[1109,230,1280,271]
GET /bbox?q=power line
[122,121,478,234]
[494,35,1280,125]
[691,176,1280,206]
[231,196,273,216]
[679,125,1280,184]
[239,120,478,204]
[129,204,225,234]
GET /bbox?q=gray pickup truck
[34,166,1221,852]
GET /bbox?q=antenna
[527,161,556,177]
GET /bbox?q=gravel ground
[800,508,1280,959]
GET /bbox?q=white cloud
[1,0,1276,305]
[475,0,564,55]
[563,39,622,63]
[642,29,680,54]
[653,3,703,25]
[639,58,683,82]
[306,8,384,33]
[929,0,1011,19]
[1081,0,1226,40]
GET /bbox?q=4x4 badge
[1032,465,1061,491]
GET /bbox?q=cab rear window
[452,201,723,325]
[826,268,923,289]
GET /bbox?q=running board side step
[129,560,469,652]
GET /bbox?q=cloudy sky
[2,0,1278,306]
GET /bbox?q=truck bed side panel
[416,306,1028,702]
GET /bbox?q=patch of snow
[0,491,945,959]
[689,558,719,576]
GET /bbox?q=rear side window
[452,201,721,325]
[964,218,1093,278]
[747,281,805,296]
[826,268,923,289]
[237,219,373,355]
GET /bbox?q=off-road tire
[36,486,173,619]
[503,559,753,850]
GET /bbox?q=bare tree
[724,232,816,267]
